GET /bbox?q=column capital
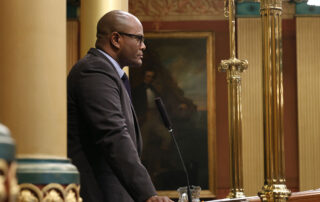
[260,0,282,10]
[219,58,248,73]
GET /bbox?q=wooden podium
[206,190,320,202]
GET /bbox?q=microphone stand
[154,97,192,201]
[167,127,192,202]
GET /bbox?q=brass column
[219,0,248,198]
[258,0,291,201]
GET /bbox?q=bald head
[94,10,146,68]
[95,10,141,48]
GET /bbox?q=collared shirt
[97,49,124,78]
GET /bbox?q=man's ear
[110,32,121,49]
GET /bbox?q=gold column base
[19,183,82,202]
[228,188,246,198]
[258,184,291,202]
[0,160,19,202]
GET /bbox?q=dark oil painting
[130,32,215,197]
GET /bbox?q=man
[67,10,173,202]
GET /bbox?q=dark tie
[121,73,132,100]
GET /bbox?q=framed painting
[130,32,216,198]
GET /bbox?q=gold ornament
[18,183,82,202]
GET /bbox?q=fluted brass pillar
[219,0,248,198]
[258,1,291,201]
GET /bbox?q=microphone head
[154,97,172,130]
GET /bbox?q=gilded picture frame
[130,32,216,199]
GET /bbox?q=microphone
[154,97,193,202]
[154,97,173,131]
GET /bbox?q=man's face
[118,18,146,67]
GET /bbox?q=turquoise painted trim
[0,143,15,161]
[296,2,320,15]
[67,4,78,19]
[17,158,80,184]
[236,2,260,17]
[0,123,15,161]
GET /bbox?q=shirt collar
[97,49,124,78]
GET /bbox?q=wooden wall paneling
[67,20,79,73]
[282,19,299,192]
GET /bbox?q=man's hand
[146,195,174,202]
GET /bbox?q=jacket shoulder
[71,50,116,74]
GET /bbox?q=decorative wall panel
[296,17,320,191]
[130,0,225,21]
[129,0,295,21]
[237,18,264,196]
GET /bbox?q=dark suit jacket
[67,48,157,202]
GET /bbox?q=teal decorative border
[17,158,80,184]
[0,123,15,161]
[67,0,79,19]
[0,142,15,161]
[236,2,260,17]
[67,4,78,19]
[296,2,320,15]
